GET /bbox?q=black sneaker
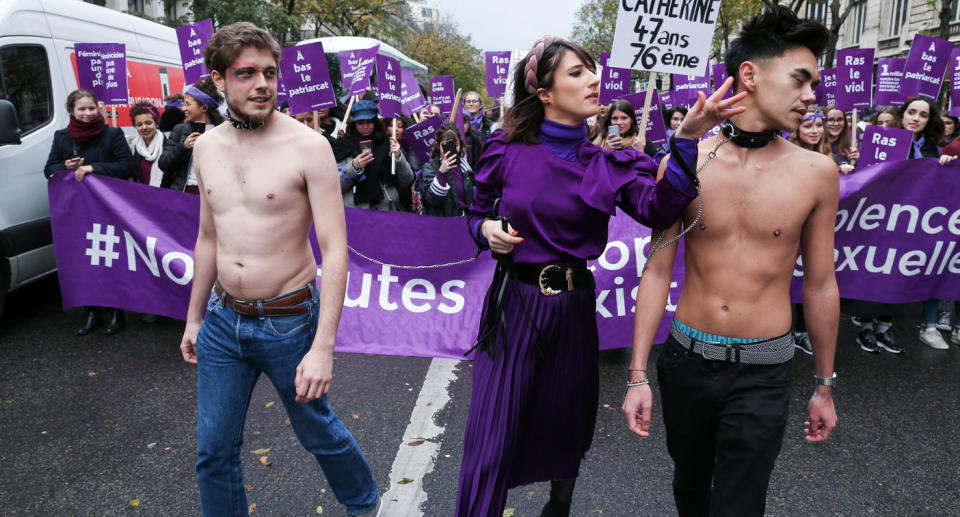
[851,316,865,327]
[875,330,904,354]
[857,329,879,353]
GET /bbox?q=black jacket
[419,156,475,217]
[158,122,195,191]
[43,126,134,180]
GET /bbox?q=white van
[0,0,185,318]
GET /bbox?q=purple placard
[430,76,455,116]
[276,78,288,111]
[75,43,127,104]
[659,91,674,110]
[338,46,379,96]
[485,51,511,99]
[951,49,960,117]
[175,19,214,85]
[405,115,444,164]
[375,54,402,118]
[857,125,913,168]
[900,34,952,100]
[672,61,710,106]
[712,62,732,99]
[400,68,427,116]
[617,91,667,146]
[279,42,337,116]
[600,52,631,104]
[835,48,874,111]
[875,57,907,107]
[820,68,837,107]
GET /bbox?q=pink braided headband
[524,35,563,94]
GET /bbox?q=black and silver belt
[514,262,595,296]
[669,323,795,365]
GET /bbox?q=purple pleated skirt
[455,280,600,517]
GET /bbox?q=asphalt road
[1,276,958,516]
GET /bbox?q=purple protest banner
[279,42,337,116]
[617,91,667,146]
[900,34,952,100]
[405,115,444,164]
[48,157,960,358]
[835,48,874,111]
[857,125,913,168]
[176,19,214,85]
[400,68,427,116]
[951,49,960,117]
[276,78,288,111]
[339,46,379,96]
[375,54,402,118]
[820,68,837,107]
[485,51,511,99]
[451,94,466,142]
[430,76,455,116]
[600,52,631,104]
[875,57,906,107]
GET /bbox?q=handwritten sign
[279,41,336,116]
[430,76,455,116]
[175,19,213,85]
[835,48,874,111]
[405,115,444,164]
[609,0,721,76]
[400,68,427,116]
[875,58,906,107]
[857,125,912,168]
[900,34,951,100]
[339,46,379,96]
[376,54,402,118]
[485,51,511,99]
[75,43,128,105]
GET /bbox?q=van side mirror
[0,99,22,145]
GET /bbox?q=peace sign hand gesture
[676,77,747,141]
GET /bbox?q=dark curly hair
[129,101,159,124]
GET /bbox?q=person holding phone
[418,122,474,217]
[332,100,414,211]
[592,98,647,153]
[43,89,135,336]
[158,77,224,193]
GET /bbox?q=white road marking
[377,358,460,516]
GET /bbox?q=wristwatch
[814,372,837,387]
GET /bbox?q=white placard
[609,0,722,76]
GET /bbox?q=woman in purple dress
[456,36,745,517]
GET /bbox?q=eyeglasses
[826,118,844,124]
[464,99,481,104]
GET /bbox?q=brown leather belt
[214,281,313,316]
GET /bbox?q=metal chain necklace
[642,129,731,273]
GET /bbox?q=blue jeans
[195,284,377,516]
[922,299,960,327]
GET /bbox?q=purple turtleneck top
[467,117,698,265]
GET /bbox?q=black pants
[657,335,793,517]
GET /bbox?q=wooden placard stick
[850,108,858,151]
[340,95,359,133]
[638,72,658,139]
[448,89,463,124]
[391,118,398,175]
[312,110,320,133]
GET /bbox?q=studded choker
[227,110,266,131]
[720,120,778,148]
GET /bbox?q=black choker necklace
[720,120,778,148]
[227,110,266,131]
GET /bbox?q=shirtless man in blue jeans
[178,22,377,516]
[622,7,839,516]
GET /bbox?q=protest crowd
[20,1,959,516]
